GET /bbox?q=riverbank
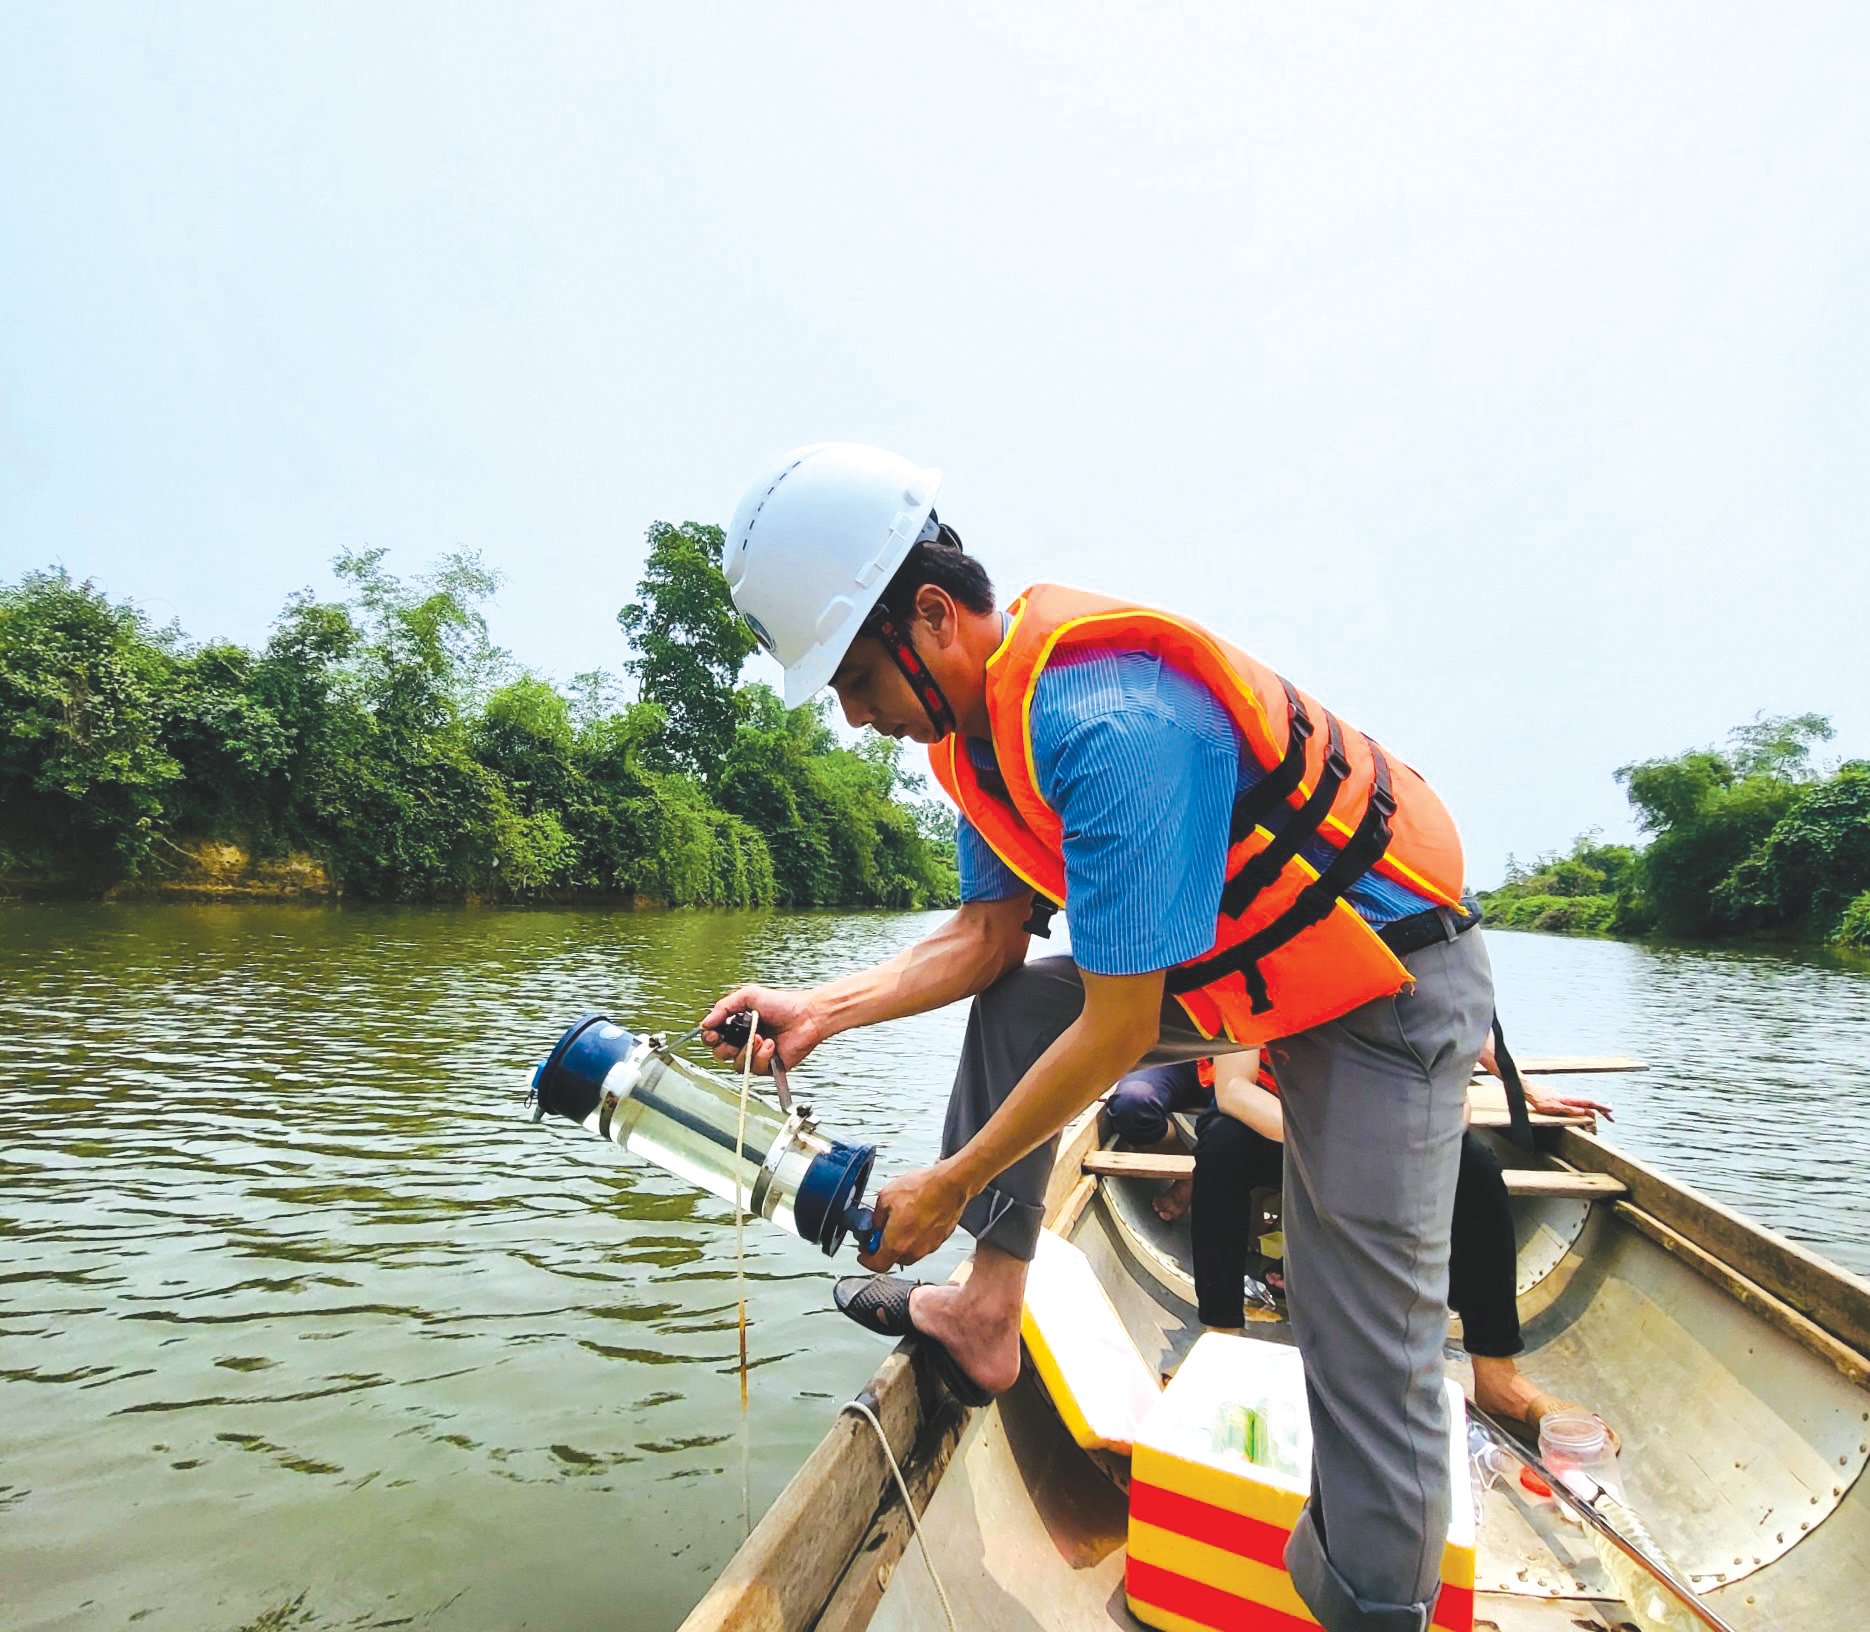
[0,836,671,907]
[8,838,338,903]
[1477,888,1870,964]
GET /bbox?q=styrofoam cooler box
[1126,1332,1475,1632]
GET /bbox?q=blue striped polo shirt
[956,646,1435,976]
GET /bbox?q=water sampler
[525,1013,882,1255]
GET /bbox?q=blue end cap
[792,1140,876,1256]
[533,1013,637,1125]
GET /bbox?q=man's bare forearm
[814,898,1029,1040]
[945,968,1164,1196]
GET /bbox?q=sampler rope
[733,1011,757,1542]
[839,1397,959,1632]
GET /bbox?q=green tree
[161,642,291,841]
[1714,761,1870,935]
[1477,830,1632,937]
[0,569,180,882]
[247,593,366,850]
[1837,891,1870,951]
[717,686,956,908]
[1726,712,1834,781]
[0,544,949,913]
[472,677,579,814]
[310,549,517,898]
[617,522,756,782]
[1616,740,1811,938]
[335,547,506,741]
[1614,714,1841,938]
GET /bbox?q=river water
[3,905,1866,1632]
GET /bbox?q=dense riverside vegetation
[1482,715,1870,950]
[0,530,956,908]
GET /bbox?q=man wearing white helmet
[705,442,1496,1632]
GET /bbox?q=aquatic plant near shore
[1836,891,1870,951]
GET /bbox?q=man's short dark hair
[869,519,995,627]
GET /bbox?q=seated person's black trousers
[1193,1111,1524,1357]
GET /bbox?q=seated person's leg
[1450,1129,1522,1363]
[1106,1059,1203,1145]
[1191,1107,1285,1330]
[1454,1130,1618,1445]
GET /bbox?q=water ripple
[0,902,971,1632]
[3,903,1862,1631]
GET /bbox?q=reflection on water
[1,907,1865,1630]
[0,904,972,1632]
[1487,929,1870,1277]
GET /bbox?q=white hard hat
[725,442,942,708]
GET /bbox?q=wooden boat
[680,1060,1870,1631]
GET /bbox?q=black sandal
[834,1273,925,1337]
[832,1275,1002,1408]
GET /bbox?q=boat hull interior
[869,1128,1870,1631]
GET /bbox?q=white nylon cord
[733,1011,757,1541]
[838,1398,959,1632]
[718,1015,954,1625]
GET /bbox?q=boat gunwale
[1554,1125,1870,1363]
[674,1103,1105,1632]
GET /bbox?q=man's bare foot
[907,1269,1024,1397]
[1153,1176,1193,1223]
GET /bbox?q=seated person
[1105,1049,1617,1445]
[1105,1059,1214,1221]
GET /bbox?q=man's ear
[912,583,961,648]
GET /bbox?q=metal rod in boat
[1468,1407,1739,1632]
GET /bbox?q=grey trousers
[938,930,1494,1632]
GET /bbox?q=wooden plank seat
[1082,1147,1628,1198]
[1512,1054,1646,1073]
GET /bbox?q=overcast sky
[4,2,1865,884]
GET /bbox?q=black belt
[1377,895,1483,959]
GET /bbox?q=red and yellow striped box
[1126,1333,1475,1632]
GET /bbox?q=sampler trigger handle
[844,1203,883,1257]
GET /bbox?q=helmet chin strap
[864,611,958,740]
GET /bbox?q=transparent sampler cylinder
[526,1014,877,1255]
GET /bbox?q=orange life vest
[928,584,1468,1044]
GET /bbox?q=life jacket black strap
[865,610,958,739]
[1487,1010,1535,1151]
[1022,892,1058,938]
[1167,742,1397,1011]
[1227,677,1313,846]
[1218,710,1348,919]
